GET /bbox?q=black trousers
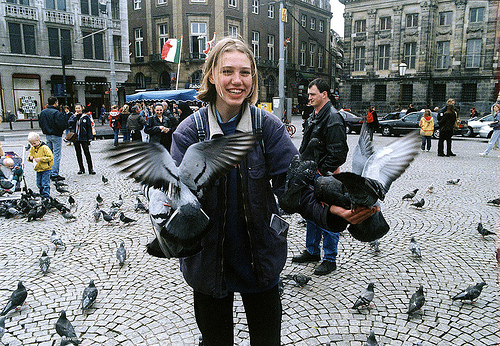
[194,285,282,346]
[74,141,93,172]
[437,130,453,155]
[131,130,142,142]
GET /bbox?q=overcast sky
[330,0,345,37]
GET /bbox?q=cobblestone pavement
[0,127,498,345]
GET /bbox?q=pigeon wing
[352,122,374,175]
[362,130,420,191]
[179,132,257,198]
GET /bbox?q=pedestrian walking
[38,96,66,181]
[480,103,500,157]
[99,104,106,125]
[366,106,379,140]
[27,132,53,200]
[419,109,434,151]
[68,104,95,175]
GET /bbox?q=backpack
[366,110,374,123]
[110,117,119,129]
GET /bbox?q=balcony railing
[5,3,38,20]
[185,52,206,62]
[255,58,278,68]
[80,15,106,29]
[44,9,74,25]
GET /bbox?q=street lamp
[398,61,408,77]
[398,61,407,109]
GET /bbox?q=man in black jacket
[292,78,349,275]
[38,96,67,181]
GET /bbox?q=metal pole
[278,0,285,118]
[62,58,67,106]
[107,0,117,106]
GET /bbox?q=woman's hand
[329,205,380,224]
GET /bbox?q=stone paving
[0,125,499,345]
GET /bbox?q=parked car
[478,123,494,138]
[380,111,405,121]
[463,114,494,137]
[378,111,467,139]
[339,109,364,134]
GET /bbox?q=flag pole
[176,36,183,90]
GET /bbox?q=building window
[133,0,141,10]
[251,31,259,58]
[374,84,386,101]
[190,70,202,84]
[268,4,274,18]
[252,0,259,14]
[310,18,316,30]
[81,0,99,15]
[48,27,71,58]
[135,73,146,89]
[378,44,390,70]
[469,7,484,23]
[6,0,30,4]
[351,85,362,101]
[8,23,36,55]
[113,35,122,61]
[190,22,207,59]
[354,46,365,71]
[301,14,307,27]
[309,43,315,67]
[402,84,413,104]
[406,13,418,28]
[228,25,238,37]
[436,41,450,69]
[300,42,306,66]
[318,48,323,69]
[158,23,168,52]
[134,28,143,57]
[462,83,477,102]
[354,20,366,33]
[82,30,103,60]
[228,0,236,7]
[439,11,452,26]
[267,35,274,60]
[46,0,66,11]
[404,42,416,69]
[158,0,166,4]
[433,84,446,102]
[380,16,391,31]
[466,39,481,68]
[111,0,119,19]
[319,20,324,33]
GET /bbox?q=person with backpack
[366,106,379,140]
[108,105,121,146]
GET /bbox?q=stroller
[0,145,27,201]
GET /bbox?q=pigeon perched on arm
[451,282,486,302]
[402,189,419,200]
[477,222,495,238]
[108,132,257,259]
[55,310,81,345]
[409,236,421,258]
[116,241,126,266]
[364,330,379,346]
[81,280,98,312]
[39,250,50,274]
[1,281,28,316]
[407,285,425,319]
[352,283,375,310]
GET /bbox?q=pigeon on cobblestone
[96,194,103,205]
[111,195,123,209]
[363,330,379,346]
[0,316,5,344]
[369,239,380,253]
[407,285,425,319]
[451,282,486,302]
[446,179,460,185]
[134,196,148,213]
[119,212,136,225]
[56,185,70,194]
[427,184,434,193]
[93,205,101,223]
[102,175,109,184]
[55,310,81,345]
[402,188,419,200]
[1,281,27,316]
[352,283,375,310]
[477,222,495,238]
[68,196,75,207]
[81,280,98,312]
[285,274,311,288]
[51,230,65,248]
[487,198,500,206]
[116,241,126,266]
[410,198,425,209]
[39,250,50,274]
[409,236,422,258]
[109,132,257,258]
[61,209,76,221]
[101,210,114,224]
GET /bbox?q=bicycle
[282,113,296,137]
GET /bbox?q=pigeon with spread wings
[109,132,257,258]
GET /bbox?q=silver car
[478,123,494,138]
[463,114,494,137]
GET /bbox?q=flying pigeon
[409,236,422,258]
[51,230,65,248]
[109,132,257,258]
[116,241,126,266]
[39,250,50,274]
[407,285,425,319]
[364,330,379,346]
[487,198,500,206]
[102,175,109,184]
[81,280,98,312]
[402,189,419,200]
[1,281,28,316]
[119,212,136,224]
[111,195,123,209]
[352,282,375,310]
[96,194,103,205]
[477,222,495,238]
[68,196,75,207]
[451,282,486,302]
[446,178,460,185]
[55,310,81,345]
[411,198,425,209]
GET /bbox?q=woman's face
[75,105,82,114]
[155,106,163,117]
[209,51,253,114]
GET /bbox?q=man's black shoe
[313,260,336,275]
[292,250,321,263]
[447,153,456,157]
[437,154,445,157]
[89,170,96,175]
